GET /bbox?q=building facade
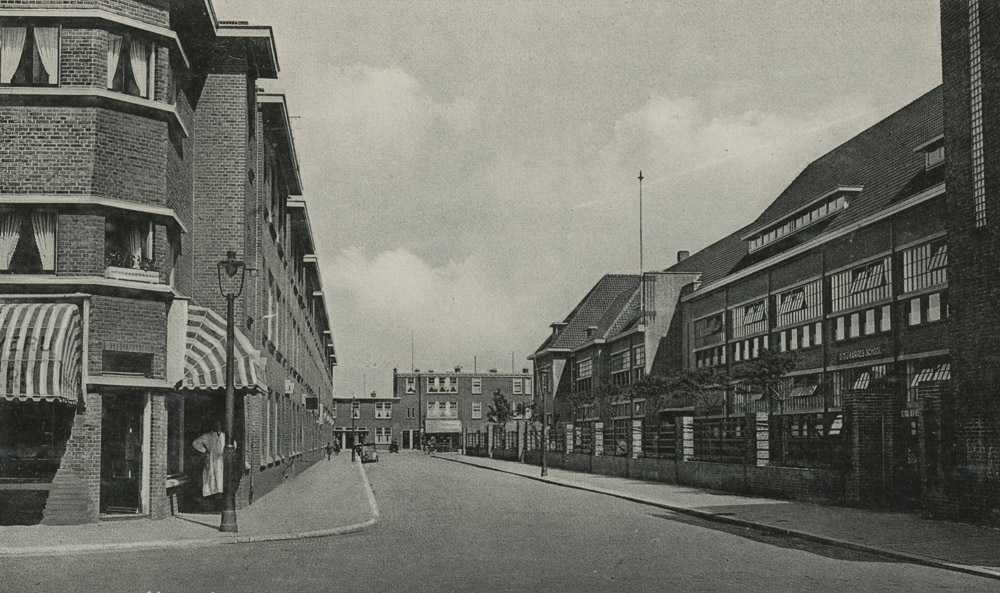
[0,0,336,525]
[392,368,534,451]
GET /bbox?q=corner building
[0,1,336,525]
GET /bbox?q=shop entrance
[100,394,145,514]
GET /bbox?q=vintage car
[359,442,379,463]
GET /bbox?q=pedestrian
[333,440,341,456]
[325,441,334,461]
[192,421,228,500]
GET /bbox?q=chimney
[677,250,690,262]
[522,368,529,374]
[489,368,498,373]
[454,366,461,373]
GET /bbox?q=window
[747,191,852,251]
[830,257,892,312]
[375,427,390,445]
[925,145,945,169]
[427,402,436,418]
[524,377,532,395]
[906,358,951,402]
[512,378,523,395]
[472,377,482,394]
[731,299,767,339]
[107,32,155,99]
[695,345,726,368]
[836,317,846,341]
[777,280,823,327]
[405,377,415,394]
[632,345,645,370]
[351,401,360,419]
[105,217,154,270]
[693,313,725,348]
[0,25,59,86]
[266,273,275,341]
[102,350,153,377]
[375,402,391,419]
[970,0,986,226]
[331,404,337,420]
[472,402,482,419]
[908,292,948,326]
[0,210,56,273]
[576,358,593,392]
[903,240,947,293]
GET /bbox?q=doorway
[100,393,145,514]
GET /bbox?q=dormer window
[914,135,945,170]
[744,187,860,253]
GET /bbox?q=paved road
[5,454,994,592]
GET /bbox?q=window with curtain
[107,31,155,99]
[104,217,154,270]
[0,25,59,86]
[1,209,56,273]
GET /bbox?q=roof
[534,274,639,355]
[663,86,944,289]
[260,94,303,195]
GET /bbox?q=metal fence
[769,412,846,469]
[638,422,677,459]
[692,416,746,464]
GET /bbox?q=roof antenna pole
[639,170,645,327]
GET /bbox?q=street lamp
[541,386,548,477]
[217,250,246,533]
[351,398,359,461]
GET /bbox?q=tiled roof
[574,286,641,351]
[535,274,640,354]
[664,86,944,287]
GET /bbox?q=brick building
[0,0,337,525]
[537,88,960,511]
[329,393,400,452]
[392,368,534,451]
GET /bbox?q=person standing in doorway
[192,421,227,499]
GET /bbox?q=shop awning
[0,302,83,404]
[178,305,264,392]
[425,419,462,433]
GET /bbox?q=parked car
[360,442,379,463]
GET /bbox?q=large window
[905,357,951,402]
[107,32,155,99]
[776,280,822,327]
[405,377,416,394]
[472,401,482,419]
[731,299,768,339]
[902,240,947,294]
[830,256,892,312]
[0,209,56,273]
[0,25,59,86]
[472,377,482,394]
[576,358,593,392]
[375,402,391,419]
[693,313,725,349]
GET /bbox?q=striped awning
[178,305,264,392]
[0,302,83,404]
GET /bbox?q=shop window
[0,25,59,87]
[0,210,56,273]
[107,32,155,99]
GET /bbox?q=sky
[213,0,943,399]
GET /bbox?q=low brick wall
[631,457,678,483]
[492,448,519,462]
[677,460,749,494]
[746,465,844,503]
[562,452,592,473]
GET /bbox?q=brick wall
[88,295,167,378]
[148,394,169,519]
[0,107,96,193]
[42,391,101,525]
[60,26,105,88]
[56,213,104,274]
[0,1,171,28]
[93,109,168,205]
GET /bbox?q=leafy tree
[487,388,515,431]
[731,348,800,464]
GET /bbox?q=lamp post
[351,398,358,461]
[217,250,246,533]
[541,385,548,477]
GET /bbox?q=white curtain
[0,212,23,270]
[1,27,27,84]
[129,39,148,98]
[127,225,143,268]
[30,212,55,271]
[33,27,58,83]
[107,33,122,88]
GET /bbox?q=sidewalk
[437,454,1000,581]
[0,455,378,557]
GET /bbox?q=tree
[731,348,800,464]
[487,388,515,431]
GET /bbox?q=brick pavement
[0,455,376,557]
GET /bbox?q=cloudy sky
[214,0,942,398]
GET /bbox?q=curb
[0,460,381,558]
[433,455,1000,583]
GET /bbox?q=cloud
[300,65,478,175]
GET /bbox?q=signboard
[425,419,463,433]
[837,346,884,362]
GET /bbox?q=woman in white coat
[192,421,228,497]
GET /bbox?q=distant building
[329,393,400,450]
[392,368,534,450]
